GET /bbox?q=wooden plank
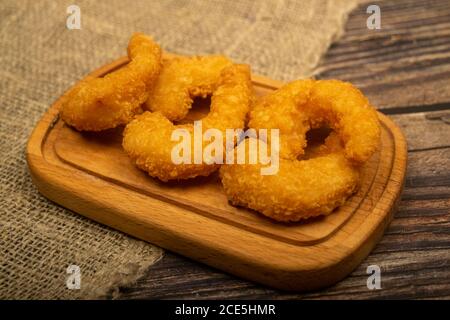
[390,110,450,151]
[316,0,450,111]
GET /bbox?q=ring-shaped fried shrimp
[144,55,233,121]
[60,33,162,131]
[219,79,380,222]
[249,79,380,164]
[123,64,253,181]
[220,134,360,221]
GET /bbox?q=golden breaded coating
[123,112,220,181]
[202,64,253,133]
[248,80,313,159]
[123,64,253,181]
[220,79,380,221]
[144,55,233,121]
[249,79,380,164]
[60,33,162,131]
[308,80,381,164]
[220,137,360,222]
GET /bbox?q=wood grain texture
[316,0,450,112]
[26,54,407,292]
[117,112,449,300]
[117,0,450,299]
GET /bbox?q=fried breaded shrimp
[249,79,380,164]
[123,64,253,181]
[220,136,360,221]
[220,79,380,221]
[248,80,314,160]
[123,112,219,181]
[60,33,162,131]
[144,55,233,121]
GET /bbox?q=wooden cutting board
[26,55,407,291]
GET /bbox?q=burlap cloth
[0,0,360,299]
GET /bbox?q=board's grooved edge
[25,56,408,292]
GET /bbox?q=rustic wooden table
[118,0,450,299]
